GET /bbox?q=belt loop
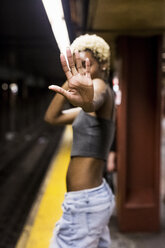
[85,191,89,203]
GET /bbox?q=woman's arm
[44,81,81,125]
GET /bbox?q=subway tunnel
[0,0,165,247]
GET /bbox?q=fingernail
[48,85,53,89]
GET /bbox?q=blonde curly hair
[70,34,110,70]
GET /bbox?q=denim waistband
[63,179,114,213]
[65,179,112,197]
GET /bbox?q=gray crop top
[71,110,115,161]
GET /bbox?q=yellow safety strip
[16,126,72,248]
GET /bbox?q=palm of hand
[49,48,94,109]
[67,72,94,107]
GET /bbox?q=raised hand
[49,48,94,111]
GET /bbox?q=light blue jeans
[49,179,115,248]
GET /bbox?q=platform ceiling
[0,0,165,81]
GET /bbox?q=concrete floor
[110,212,165,248]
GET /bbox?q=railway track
[0,122,64,248]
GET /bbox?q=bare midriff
[66,157,105,192]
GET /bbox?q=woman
[45,34,115,248]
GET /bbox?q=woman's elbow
[44,113,62,126]
[44,113,54,125]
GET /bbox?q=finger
[66,48,77,75]
[60,53,72,80]
[75,50,84,74]
[85,58,91,78]
[48,85,70,98]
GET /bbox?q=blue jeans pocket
[86,206,112,235]
[57,211,75,237]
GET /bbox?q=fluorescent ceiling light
[41,0,70,54]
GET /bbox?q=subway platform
[16,122,165,248]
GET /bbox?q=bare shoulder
[93,78,112,100]
[93,78,107,92]
[92,79,114,119]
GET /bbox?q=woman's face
[77,51,101,79]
